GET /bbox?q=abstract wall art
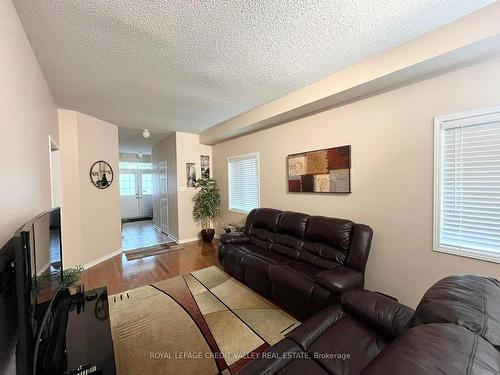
[287,145,351,193]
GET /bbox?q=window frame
[141,173,153,195]
[119,173,137,197]
[227,152,260,214]
[433,106,500,264]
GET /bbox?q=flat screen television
[0,208,64,375]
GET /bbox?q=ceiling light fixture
[142,129,150,138]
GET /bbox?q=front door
[120,172,140,218]
[159,161,168,234]
[120,168,154,219]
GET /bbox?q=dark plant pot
[201,229,215,243]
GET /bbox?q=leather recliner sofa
[239,275,500,374]
[218,208,373,319]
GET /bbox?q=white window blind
[434,107,500,263]
[228,153,260,213]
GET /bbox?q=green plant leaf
[192,177,222,229]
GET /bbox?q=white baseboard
[178,236,200,244]
[83,248,122,270]
[167,234,200,244]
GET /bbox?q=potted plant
[192,177,221,243]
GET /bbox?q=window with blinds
[228,153,260,213]
[434,107,500,263]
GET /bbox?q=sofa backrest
[300,216,354,269]
[364,275,500,374]
[345,224,374,273]
[362,323,500,375]
[272,211,309,259]
[244,208,373,272]
[409,275,500,350]
[247,208,281,250]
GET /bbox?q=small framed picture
[201,155,210,178]
[186,163,196,187]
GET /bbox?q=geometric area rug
[108,266,300,374]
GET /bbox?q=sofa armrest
[238,338,302,375]
[286,305,344,350]
[315,266,364,294]
[341,290,415,339]
[219,232,250,244]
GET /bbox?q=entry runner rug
[108,266,300,375]
[124,242,184,260]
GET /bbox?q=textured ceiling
[14,0,493,145]
[118,127,169,154]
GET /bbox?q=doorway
[119,154,171,251]
[119,158,153,220]
[49,136,61,208]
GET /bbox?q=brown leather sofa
[218,208,373,319]
[239,275,500,375]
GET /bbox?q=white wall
[213,56,500,307]
[59,110,121,268]
[0,0,59,248]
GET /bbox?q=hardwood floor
[81,240,220,295]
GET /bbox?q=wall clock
[90,161,114,189]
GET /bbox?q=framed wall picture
[186,163,196,187]
[201,155,210,178]
[287,145,351,193]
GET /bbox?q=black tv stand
[37,287,116,375]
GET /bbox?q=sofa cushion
[308,314,388,375]
[249,228,274,249]
[219,232,250,244]
[315,267,364,294]
[242,250,294,275]
[362,323,500,375]
[277,261,323,281]
[271,233,304,259]
[409,275,500,350]
[277,358,330,375]
[300,241,346,269]
[270,262,329,319]
[276,211,310,238]
[253,208,282,231]
[306,216,354,252]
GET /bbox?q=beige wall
[213,56,500,307]
[59,110,121,268]
[175,132,213,241]
[0,0,59,248]
[152,132,213,242]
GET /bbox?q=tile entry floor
[121,220,172,251]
